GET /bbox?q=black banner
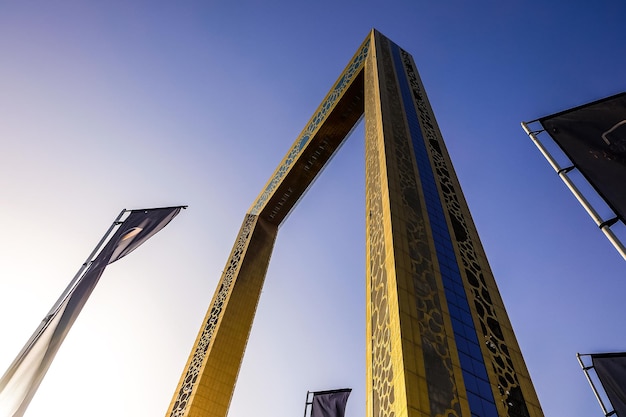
[96,206,183,266]
[592,353,626,417]
[311,389,351,417]
[540,92,626,222]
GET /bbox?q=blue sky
[1,2,625,417]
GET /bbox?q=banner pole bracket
[522,121,626,261]
[599,217,619,229]
[578,353,614,417]
[557,165,575,175]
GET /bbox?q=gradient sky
[1,2,625,417]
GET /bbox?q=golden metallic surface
[167,30,544,417]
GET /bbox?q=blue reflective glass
[467,393,484,416]
[448,304,461,319]
[455,337,470,354]
[468,341,483,359]
[464,323,479,342]
[481,400,500,417]
[477,379,494,400]
[463,370,479,393]
[446,291,459,307]
[457,297,470,314]
[472,359,489,381]
[451,318,465,337]
[390,43,498,416]
[458,352,473,373]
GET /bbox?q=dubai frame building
[165,30,544,417]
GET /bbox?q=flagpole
[577,353,614,417]
[0,206,183,417]
[303,391,311,417]
[49,208,127,315]
[521,122,626,261]
[9,209,128,366]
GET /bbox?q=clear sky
[0,1,625,417]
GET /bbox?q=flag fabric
[311,389,351,417]
[591,352,626,417]
[539,92,626,222]
[93,206,183,266]
[0,206,183,417]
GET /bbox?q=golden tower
[166,29,544,417]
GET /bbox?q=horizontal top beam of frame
[248,33,371,226]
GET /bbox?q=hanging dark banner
[592,352,626,417]
[539,92,626,222]
[311,389,352,417]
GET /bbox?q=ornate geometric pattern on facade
[166,29,544,417]
[249,40,370,218]
[168,214,257,417]
[364,45,396,417]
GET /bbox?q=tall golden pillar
[166,30,544,417]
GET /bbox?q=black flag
[539,92,626,221]
[311,389,351,417]
[592,353,626,417]
[0,206,183,417]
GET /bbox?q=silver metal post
[0,208,131,417]
[49,208,128,315]
[13,209,128,364]
[303,391,311,417]
[521,122,626,261]
[577,353,613,416]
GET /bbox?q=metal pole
[303,391,311,417]
[12,209,128,364]
[49,208,128,315]
[0,208,131,417]
[577,353,614,416]
[521,122,626,261]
